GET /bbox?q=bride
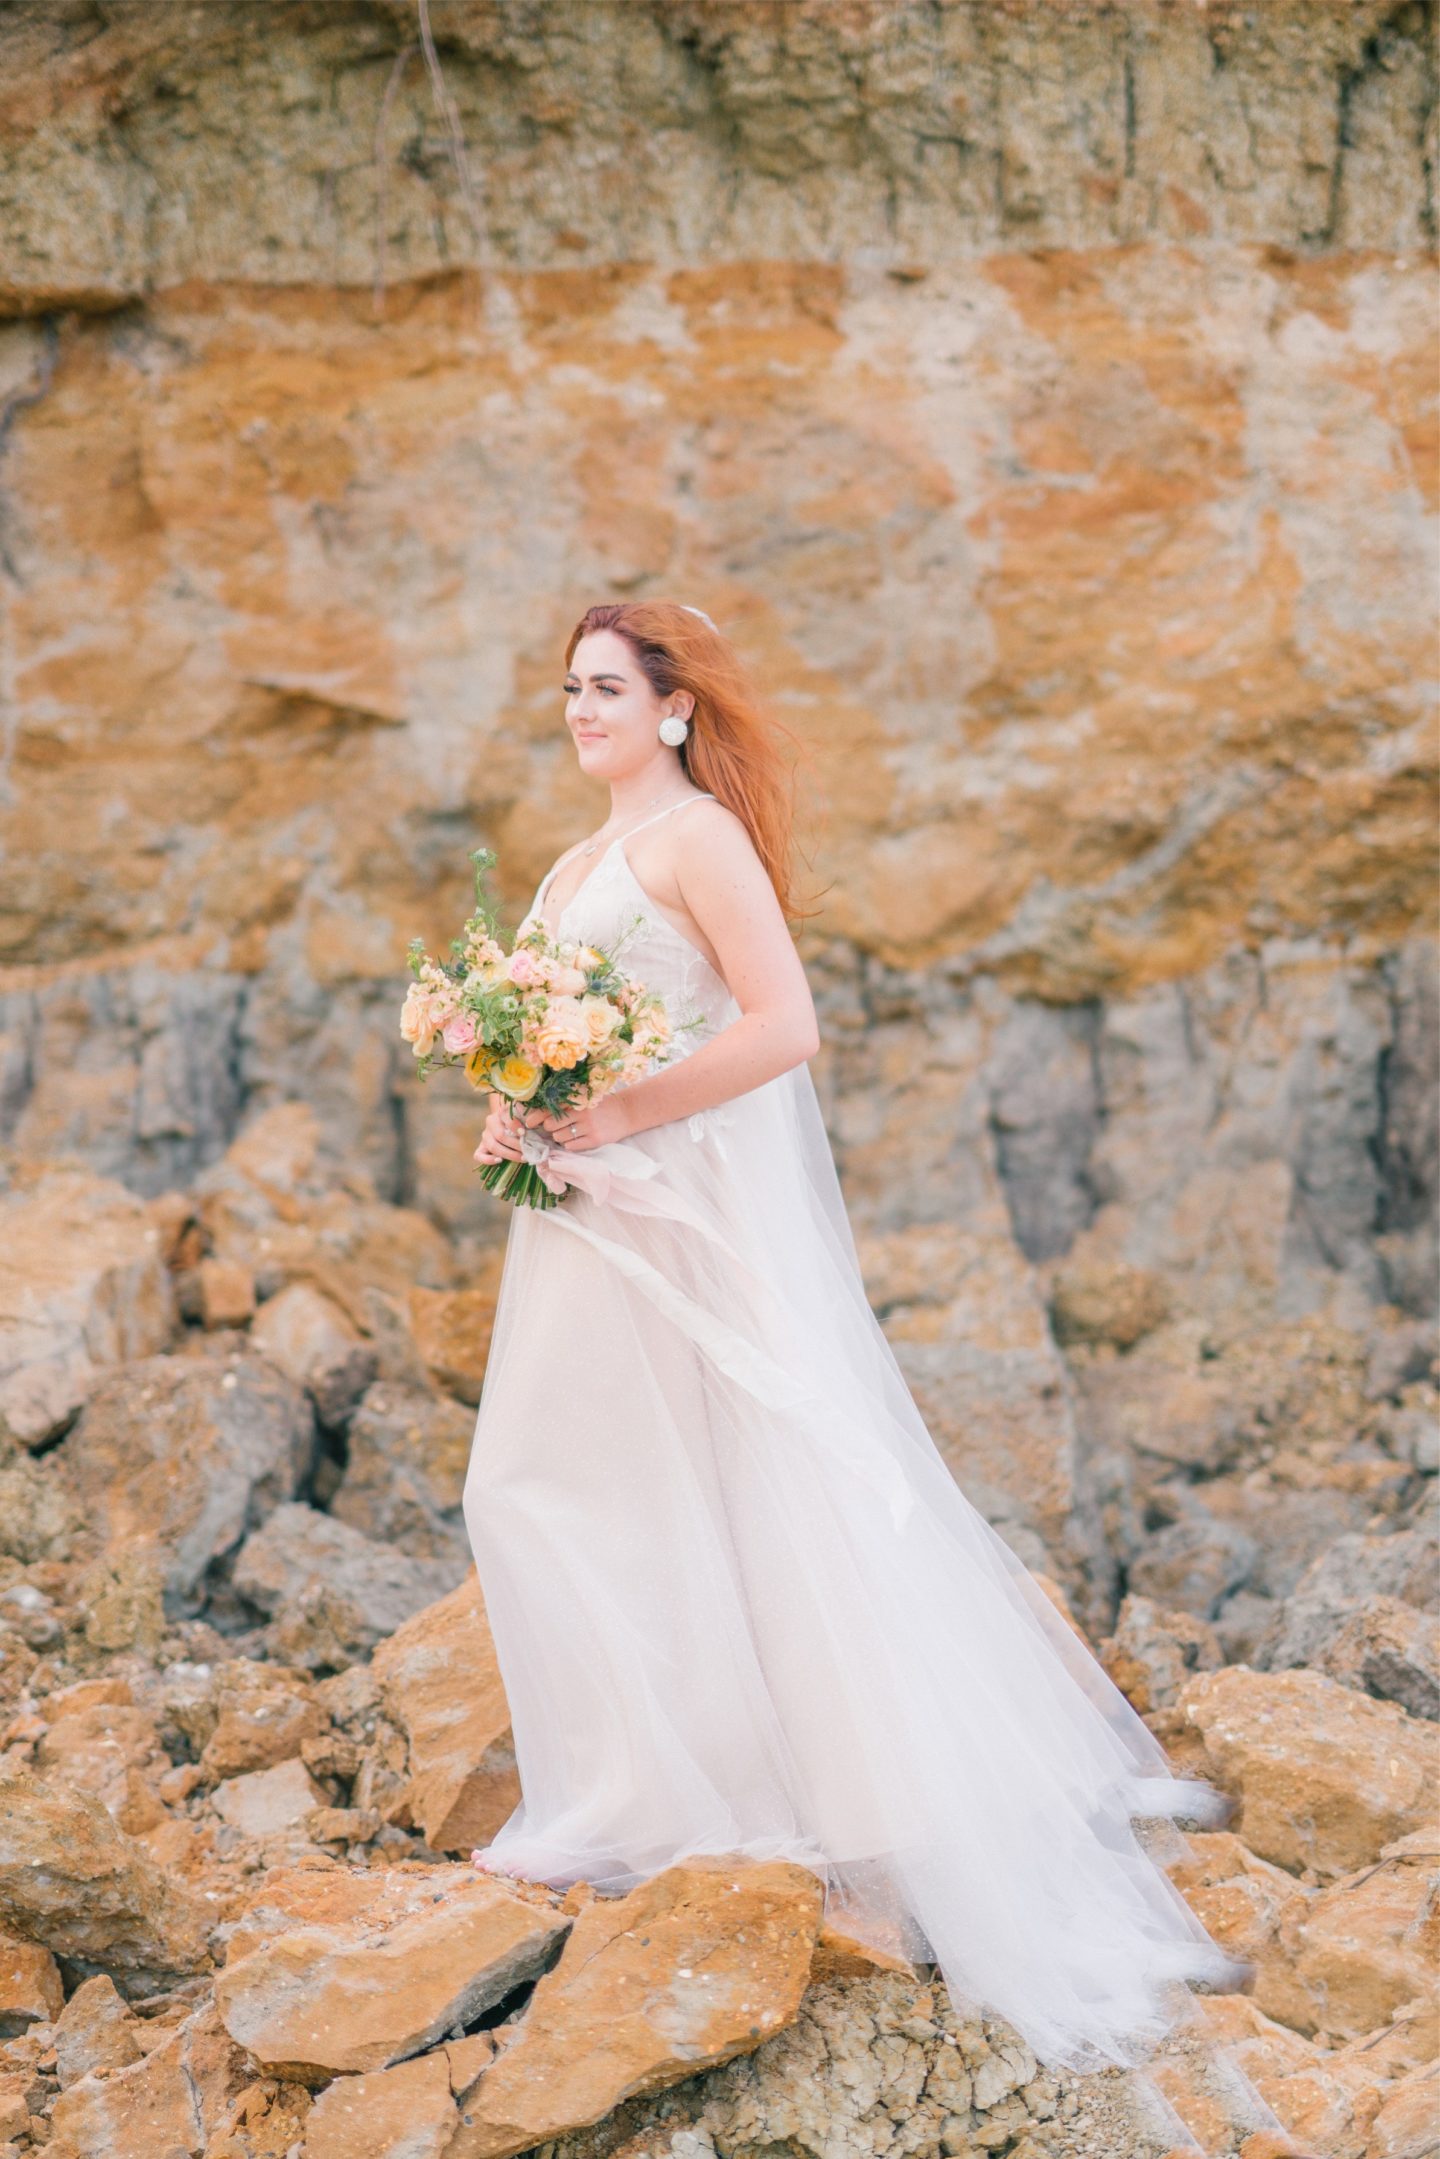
[462,598,1241,2075]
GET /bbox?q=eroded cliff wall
[0,0,1435,1583]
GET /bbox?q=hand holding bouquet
[401,848,697,1209]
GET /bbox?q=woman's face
[562,629,692,782]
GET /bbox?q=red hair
[565,600,823,927]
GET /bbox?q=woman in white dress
[463,598,1242,2076]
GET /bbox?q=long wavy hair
[565,600,824,927]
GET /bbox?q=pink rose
[442,1013,478,1054]
[506,949,539,987]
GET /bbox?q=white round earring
[658,713,689,746]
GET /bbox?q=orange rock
[371,1574,518,1855]
[1366,2065,1440,2157]
[0,1772,211,1990]
[1168,1831,1315,2033]
[35,1700,172,1834]
[48,1999,250,2158]
[210,1756,328,1840]
[303,2048,459,2159]
[809,1910,917,1983]
[198,1257,257,1328]
[1286,1831,1440,2043]
[445,1857,825,2158]
[0,1169,175,1450]
[0,1924,62,2036]
[407,1281,501,1405]
[214,1866,568,2082]
[1176,1667,1437,1881]
[53,1973,144,2089]
[198,1662,325,1784]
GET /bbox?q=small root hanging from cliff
[416,0,487,263]
[371,3,487,315]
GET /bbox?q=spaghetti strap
[622,791,717,842]
[535,794,716,910]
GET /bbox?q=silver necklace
[577,786,695,856]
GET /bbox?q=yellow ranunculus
[491,1054,543,1100]
[464,1046,495,1090]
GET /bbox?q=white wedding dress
[462,793,1240,2074]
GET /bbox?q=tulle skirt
[461,1056,1243,2073]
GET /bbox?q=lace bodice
[519,795,743,1146]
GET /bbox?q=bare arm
[534,801,819,1147]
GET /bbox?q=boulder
[1310,1595,1440,1722]
[407,1283,500,1405]
[214,1865,568,2082]
[370,1574,518,1855]
[1167,1832,1315,2036]
[1367,2065,1440,2158]
[332,1381,474,1557]
[1127,1513,1260,1620]
[196,1256,257,1329]
[1048,1257,1171,1349]
[34,1698,172,1834]
[0,1169,175,1450]
[1098,1596,1223,1716]
[303,2037,494,2159]
[1287,1830,1439,2042]
[1176,1667,1438,1881]
[0,1449,84,1566]
[72,1550,168,1655]
[250,1281,377,1427]
[0,1926,63,2037]
[1260,1528,1439,1676]
[48,1998,250,2158]
[197,1104,457,1310]
[1185,1993,1405,2159]
[232,1503,465,1668]
[444,1857,825,2158]
[211,1756,328,1839]
[60,1351,314,1599]
[0,1773,212,1992]
[53,1973,145,2088]
[196,1658,326,1783]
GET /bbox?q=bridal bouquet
[400,847,696,1210]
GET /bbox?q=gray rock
[1311,1596,1440,1722]
[1127,1514,1259,1620]
[233,1503,466,1670]
[1259,1526,1440,1678]
[332,1382,474,1562]
[1212,1590,1278,1668]
[61,1352,315,1600]
[250,1282,377,1429]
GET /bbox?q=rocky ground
[0,1100,1433,2159]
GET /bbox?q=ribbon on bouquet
[518,1125,917,1535]
[517,1126,661,1202]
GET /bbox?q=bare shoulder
[677,795,755,858]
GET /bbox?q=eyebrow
[564,670,629,684]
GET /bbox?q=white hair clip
[680,604,717,631]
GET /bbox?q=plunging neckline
[532,828,730,992]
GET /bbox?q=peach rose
[578,994,620,1051]
[535,997,590,1071]
[400,985,454,1056]
[547,964,588,997]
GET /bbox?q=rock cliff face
[0,4,1434,2154]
